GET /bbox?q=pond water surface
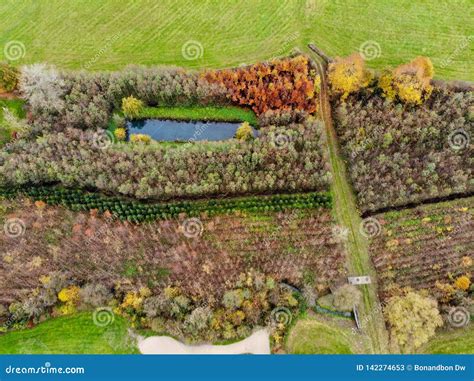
[126,119,257,142]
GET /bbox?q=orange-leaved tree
[203,56,318,115]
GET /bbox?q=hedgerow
[0,117,331,200]
[22,66,229,132]
[21,56,316,133]
[0,185,331,223]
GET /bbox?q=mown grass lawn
[286,317,353,354]
[0,312,138,354]
[420,326,474,354]
[0,0,471,80]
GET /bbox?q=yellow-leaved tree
[121,96,143,117]
[235,122,254,141]
[327,53,373,100]
[379,57,434,105]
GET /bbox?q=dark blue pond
[126,119,258,142]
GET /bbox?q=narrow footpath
[305,45,389,353]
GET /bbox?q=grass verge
[286,317,353,354]
[420,326,474,354]
[133,106,258,126]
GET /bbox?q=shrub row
[0,185,331,223]
[3,271,300,345]
[1,118,331,200]
[333,87,473,213]
[22,56,317,132]
[23,65,229,132]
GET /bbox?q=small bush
[57,285,80,316]
[79,283,112,308]
[333,284,362,311]
[112,114,125,129]
[121,291,143,310]
[58,286,80,304]
[121,96,143,117]
[454,276,471,291]
[379,57,433,105]
[114,127,126,141]
[0,62,19,93]
[184,306,212,334]
[130,133,151,144]
[328,53,372,100]
[235,122,253,141]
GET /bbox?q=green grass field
[286,318,353,354]
[420,327,474,354]
[0,0,471,80]
[0,313,138,354]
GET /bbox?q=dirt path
[137,329,270,355]
[305,46,389,354]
